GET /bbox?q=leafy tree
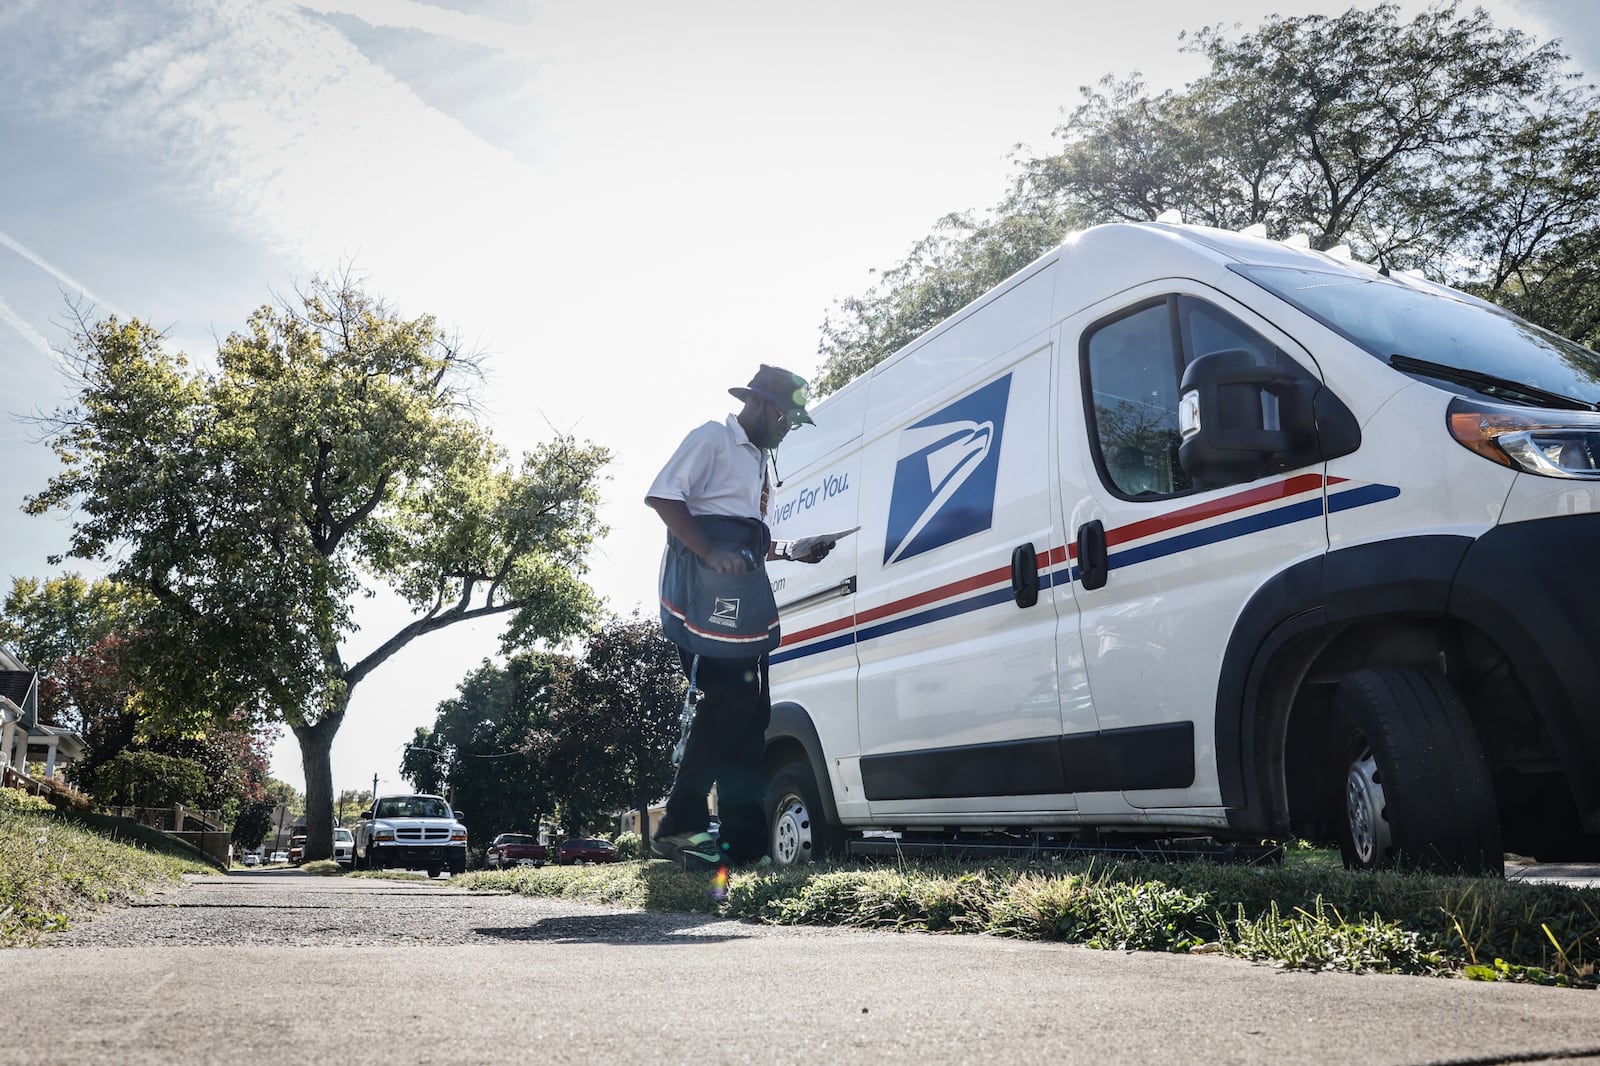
[0,574,151,729]
[532,614,683,845]
[88,749,207,809]
[401,652,567,845]
[336,787,372,825]
[814,2,1600,393]
[25,276,611,861]
[231,797,277,850]
[1,576,274,818]
[399,726,448,797]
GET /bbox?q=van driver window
[1086,301,1190,497]
[1085,296,1293,498]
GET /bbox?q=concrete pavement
[2,870,1596,1065]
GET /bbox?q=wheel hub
[1345,747,1391,865]
[771,792,813,865]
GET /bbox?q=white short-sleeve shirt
[646,414,766,519]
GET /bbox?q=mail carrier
[758,220,1600,874]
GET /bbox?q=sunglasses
[766,400,803,430]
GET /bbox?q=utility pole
[372,772,379,802]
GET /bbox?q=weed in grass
[1220,897,1446,976]
[1088,881,1210,952]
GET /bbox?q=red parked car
[556,837,618,864]
[485,833,547,870]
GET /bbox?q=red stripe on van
[779,474,1343,648]
[1067,473,1338,557]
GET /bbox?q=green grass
[0,788,213,946]
[454,849,1600,988]
[5,787,1593,987]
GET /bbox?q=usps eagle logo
[710,597,741,627]
[883,374,1010,565]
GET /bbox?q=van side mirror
[1178,348,1335,486]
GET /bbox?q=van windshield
[1235,265,1600,408]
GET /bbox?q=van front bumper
[1451,512,1600,831]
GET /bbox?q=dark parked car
[287,834,306,866]
[485,833,547,869]
[557,837,618,864]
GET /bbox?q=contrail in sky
[291,0,537,56]
[0,294,70,373]
[0,226,127,321]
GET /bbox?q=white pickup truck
[351,794,468,878]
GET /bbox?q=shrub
[0,787,54,814]
[613,831,642,861]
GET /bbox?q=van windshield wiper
[1388,354,1598,411]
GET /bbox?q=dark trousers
[659,649,770,864]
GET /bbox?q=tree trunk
[292,709,345,862]
[635,781,652,855]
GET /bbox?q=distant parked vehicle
[334,827,354,866]
[556,838,617,865]
[270,851,288,864]
[287,834,306,865]
[240,850,261,867]
[486,833,547,869]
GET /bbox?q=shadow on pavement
[474,913,748,946]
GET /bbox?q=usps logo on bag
[709,597,740,627]
[884,374,1011,565]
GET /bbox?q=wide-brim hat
[730,363,815,425]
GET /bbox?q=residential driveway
[1,869,1596,1066]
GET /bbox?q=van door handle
[1076,520,1108,590]
[1010,542,1039,608]
[777,576,856,613]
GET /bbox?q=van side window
[1085,295,1316,498]
[1085,301,1190,497]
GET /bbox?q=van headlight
[1448,398,1600,479]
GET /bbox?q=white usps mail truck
[760,220,1600,874]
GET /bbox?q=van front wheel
[1332,667,1502,876]
[764,758,841,866]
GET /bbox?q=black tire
[764,756,843,866]
[1333,667,1502,875]
[428,866,442,879]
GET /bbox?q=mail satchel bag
[659,514,780,658]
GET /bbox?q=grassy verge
[454,849,1600,988]
[0,788,213,946]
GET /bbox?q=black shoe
[651,830,723,870]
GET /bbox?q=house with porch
[0,644,86,790]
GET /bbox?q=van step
[844,835,1283,866]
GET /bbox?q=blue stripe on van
[772,482,1399,665]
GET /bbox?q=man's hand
[704,547,753,573]
[796,540,833,564]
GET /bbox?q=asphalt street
[2,869,1597,1066]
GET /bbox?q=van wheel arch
[765,701,841,827]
